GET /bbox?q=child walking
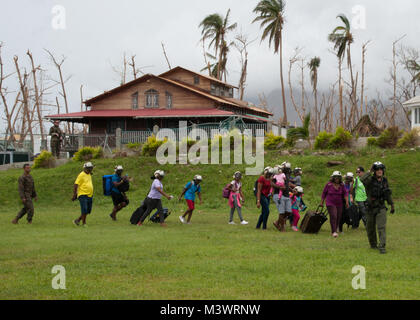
[179,175,203,224]
[227,172,248,225]
[290,186,305,232]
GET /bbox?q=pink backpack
[222,184,231,199]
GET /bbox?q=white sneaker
[179,216,185,224]
[228,221,236,225]
[240,220,249,225]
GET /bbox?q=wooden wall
[90,77,216,111]
[163,69,212,92]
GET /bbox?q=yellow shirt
[75,171,93,198]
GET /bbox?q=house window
[166,91,173,109]
[415,107,420,124]
[211,84,216,95]
[194,75,200,85]
[228,88,233,98]
[145,89,159,108]
[131,92,138,110]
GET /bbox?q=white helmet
[281,162,291,169]
[233,171,242,179]
[194,175,203,181]
[331,171,342,178]
[84,162,94,168]
[115,165,124,172]
[264,167,274,175]
[294,186,304,193]
[346,172,354,178]
[154,170,165,178]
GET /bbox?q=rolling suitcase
[149,208,171,223]
[130,200,147,225]
[300,206,328,234]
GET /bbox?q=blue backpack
[102,175,114,196]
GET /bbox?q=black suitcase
[130,200,147,225]
[149,208,171,223]
[300,206,328,234]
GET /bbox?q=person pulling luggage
[320,171,349,238]
[360,162,395,254]
[178,175,203,225]
[137,170,173,228]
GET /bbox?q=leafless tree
[45,49,72,133]
[161,42,172,70]
[234,34,256,101]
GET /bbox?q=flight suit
[360,172,394,249]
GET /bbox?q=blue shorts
[78,195,93,215]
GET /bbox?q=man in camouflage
[12,164,38,224]
[49,120,63,158]
[360,162,395,254]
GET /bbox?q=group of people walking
[11,159,395,254]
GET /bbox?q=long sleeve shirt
[322,182,348,208]
[18,174,37,200]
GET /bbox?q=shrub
[126,142,142,150]
[328,127,353,149]
[33,151,55,169]
[314,131,334,150]
[377,127,402,149]
[264,132,285,150]
[141,135,167,156]
[73,147,104,162]
[367,137,378,147]
[397,130,419,148]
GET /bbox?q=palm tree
[287,114,311,147]
[328,14,355,128]
[199,9,237,80]
[253,0,288,126]
[308,57,321,134]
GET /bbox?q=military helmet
[372,161,386,172]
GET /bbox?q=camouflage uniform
[49,125,63,158]
[360,172,394,250]
[16,174,37,223]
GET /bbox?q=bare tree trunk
[27,50,45,140]
[360,41,371,117]
[161,42,172,70]
[279,31,287,126]
[338,57,344,128]
[129,55,137,80]
[288,51,304,123]
[45,49,71,133]
[14,56,33,147]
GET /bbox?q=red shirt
[258,176,272,197]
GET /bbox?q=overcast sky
[1,0,419,130]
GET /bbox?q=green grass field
[1,148,419,300]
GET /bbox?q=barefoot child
[179,175,202,224]
[227,172,248,225]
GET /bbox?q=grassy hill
[0,148,419,299]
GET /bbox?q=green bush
[141,135,167,156]
[328,127,353,149]
[264,132,285,150]
[73,147,104,162]
[377,127,402,149]
[314,131,334,150]
[397,130,418,148]
[126,142,142,150]
[367,137,378,147]
[33,151,55,169]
